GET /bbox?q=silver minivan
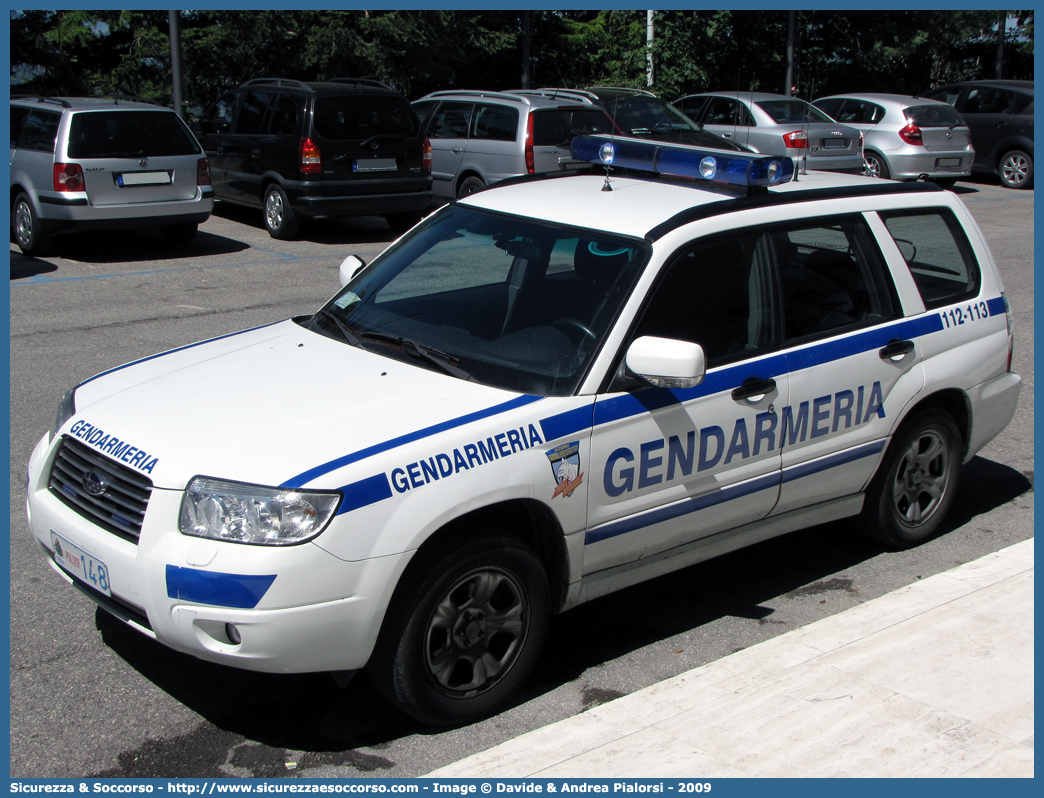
[10,97,213,255]
[412,90,615,200]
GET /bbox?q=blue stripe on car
[281,394,544,489]
[165,565,276,609]
[338,473,394,515]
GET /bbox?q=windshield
[312,206,648,396]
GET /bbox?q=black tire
[863,152,890,180]
[367,535,550,725]
[457,176,485,198]
[385,211,422,233]
[263,184,300,239]
[12,192,49,256]
[161,222,198,245]
[998,149,1033,189]
[859,409,962,548]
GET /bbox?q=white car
[26,135,1020,725]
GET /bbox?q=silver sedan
[813,93,974,186]
[675,91,864,173]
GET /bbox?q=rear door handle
[879,338,915,361]
[251,149,261,158]
[732,376,776,402]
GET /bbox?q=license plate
[935,158,961,167]
[354,158,397,173]
[822,138,846,149]
[51,531,111,596]
[117,171,171,186]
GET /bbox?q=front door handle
[732,376,776,402]
[879,338,915,361]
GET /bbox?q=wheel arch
[395,498,571,613]
[894,388,971,459]
[454,169,485,196]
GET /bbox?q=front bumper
[26,431,408,674]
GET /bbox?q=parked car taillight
[299,137,321,174]
[525,115,535,173]
[423,137,432,175]
[53,163,84,192]
[782,131,808,149]
[196,158,212,187]
[898,123,923,146]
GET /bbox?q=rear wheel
[457,176,485,198]
[862,152,890,180]
[998,149,1033,189]
[12,192,49,256]
[859,409,961,548]
[263,184,300,239]
[367,535,549,725]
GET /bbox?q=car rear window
[878,209,981,309]
[755,99,833,124]
[905,104,964,127]
[68,110,202,158]
[532,109,613,146]
[313,95,419,140]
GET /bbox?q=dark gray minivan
[196,78,432,237]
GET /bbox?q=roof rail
[589,86,656,97]
[11,96,72,108]
[242,78,313,90]
[503,89,595,106]
[421,90,533,105]
[326,77,394,90]
[510,88,598,104]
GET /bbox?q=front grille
[49,436,153,543]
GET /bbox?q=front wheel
[367,536,549,725]
[998,149,1033,189]
[859,409,961,548]
[263,184,300,239]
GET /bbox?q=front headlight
[53,387,77,437]
[179,477,341,546]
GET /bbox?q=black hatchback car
[195,78,432,237]
[921,80,1034,189]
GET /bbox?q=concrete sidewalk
[429,538,1034,778]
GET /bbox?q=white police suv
[26,136,1020,725]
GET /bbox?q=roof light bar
[571,135,794,188]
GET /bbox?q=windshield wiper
[312,310,365,348]
[361,331,473,381]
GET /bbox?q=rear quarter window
[19,110,61,153]
[68,111,202,158]
[879,209,981,309]
[531,109,613,146]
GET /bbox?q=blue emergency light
[571,135,795,188]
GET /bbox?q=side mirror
[625,336,706,389]
[338,255,367,287]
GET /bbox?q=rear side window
[1012,93,1033,115]
[10,105,30,148]
[471,103,518,142]
[426,101,472,138]
[68,111,202,158]
[879,209,980,309]
[235,90,273,135]
[19,110,61,153]
[531,109,613,146]
[837,99,885,124]
[702,97,755,127]
[962,88,1013,114]
[312,95,419,141]
[755,99,832,124]
[266,95,298,136]
[906,104,964,127]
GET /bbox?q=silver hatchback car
[675,91,864,173]
[10,97,214,255]
[813,93,974,186]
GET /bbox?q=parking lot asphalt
[428,538,1033,778]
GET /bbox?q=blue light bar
[570,135,794,188]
